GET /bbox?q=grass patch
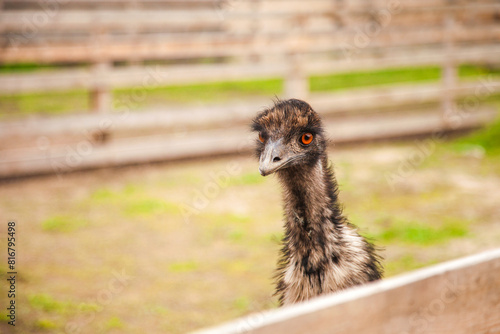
[198,212,252,231]
[206,213,252,225]
[375,219,469,246]
[35,319,59,330]
[0,62,62,73]
[0,311,10,323]
[114,78,282,107]
[229,172,266,186]
[29,294,70,314]
[89,186,181,218]
[145,305,170,316]
[310,66,441,92]
[459,64,500,78]
[233,296,251,311]
[90,188,120,201]
[41,215,88,233]
[222,260,252,275]
[0,89,89,119]
[77,302,102,313]
[450,117,500,156]
[125,198,177,217]
[29,294,102,318]
[311,64,500,92]
[168,261,200,273]
[198,212,254,243]
[105,316,125,330]
[228,228,246,242]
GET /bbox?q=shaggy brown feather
[252,99,382,306]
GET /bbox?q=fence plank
[2,24,499,63]
[2,4,498,32]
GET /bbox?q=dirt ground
[1,139,499,334]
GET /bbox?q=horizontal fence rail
[0,0,499,178]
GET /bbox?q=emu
[252,99,382,306]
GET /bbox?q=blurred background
[0,0,499,333]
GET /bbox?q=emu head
[252,99,327,176]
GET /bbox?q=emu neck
[277,156,342,238]
[273,146,381,306]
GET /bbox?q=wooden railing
[192,249,500,334]
[1,0,499,178]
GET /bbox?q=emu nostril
[273,156,281,163]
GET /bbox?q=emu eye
[258,132,265,143]
[301,133,313,145]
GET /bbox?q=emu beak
[259,139,292,176]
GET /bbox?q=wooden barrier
[0,0,499,178]
[191,248,500,334]
[1,0,499,101]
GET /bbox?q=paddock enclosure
[1,0,500,178]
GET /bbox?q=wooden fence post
[249,0,261,63]
[441,8,457,128]
[89,20,111,114]
[285,52,308,99]
[126,0,141,66]
[90,61,111,114]
[283,0,309,99]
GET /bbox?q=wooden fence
[192,248,500,334]
[1,0,500,178]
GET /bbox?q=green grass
[29,294,70,314]
[229,172,266,186]
[310,66,441,91]
[105,316,125,330]
[0,62,62,73]
[144,305,170,316]
[374,219,469,246]
[35,319,59,330]
[114,78,283,107]
[124,198,176,217]
[200,212,252,226]
[450,117,500,155]
[232,296,251,311]
[195,212,255,245]
[89,186,182,218]
[228,228,246,242]
[0,311,10,323]
[458,64,500,78]
[168,261,200,273]
[41,215,88,233]
[0,89,89,118]
[311,64,500,92]
[77,302,102,313]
